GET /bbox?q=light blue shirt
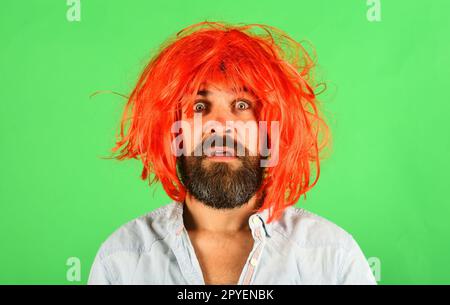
[88,201,376,285]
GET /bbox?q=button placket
[241,242,263,285]
[240,215,267,285]
[250,215,265,242]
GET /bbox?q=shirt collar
[169,201,273,238]
[252,207,273,238]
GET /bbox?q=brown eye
[235,100,250,110]
[193,102,206,112]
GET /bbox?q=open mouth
[205,146,237,160]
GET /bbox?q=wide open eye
[235,100,250,111]
[193,102,206,113]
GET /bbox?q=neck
[183,193,261,234]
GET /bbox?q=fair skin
[183,193,260,285]
[181,81,262,284]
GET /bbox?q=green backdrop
[1,0,449,284]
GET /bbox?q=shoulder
[94,201,181,261]
[270,206,376,284]
[271,205,355,250]
[88,202,182,284]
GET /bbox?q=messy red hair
[110,21,331,223]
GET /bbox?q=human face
[182,81,260,163]
[177,81,264,209]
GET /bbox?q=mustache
[193,134,248,157]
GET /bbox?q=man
[88,21,376,285]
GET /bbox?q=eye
[193,102,206,113]
[235,100,250,111]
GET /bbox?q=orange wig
[110,21,331,223]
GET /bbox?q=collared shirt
[88,201,376,285]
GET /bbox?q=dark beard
[177,154,264,210]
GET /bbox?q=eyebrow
[196,89,209,96]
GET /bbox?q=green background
[1,0,449,284]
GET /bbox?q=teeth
[213,150,225,156]
[210,149,233,156]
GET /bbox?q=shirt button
[250,257,258,267]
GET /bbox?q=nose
[203,120,233,136]
[203,111,235,137]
